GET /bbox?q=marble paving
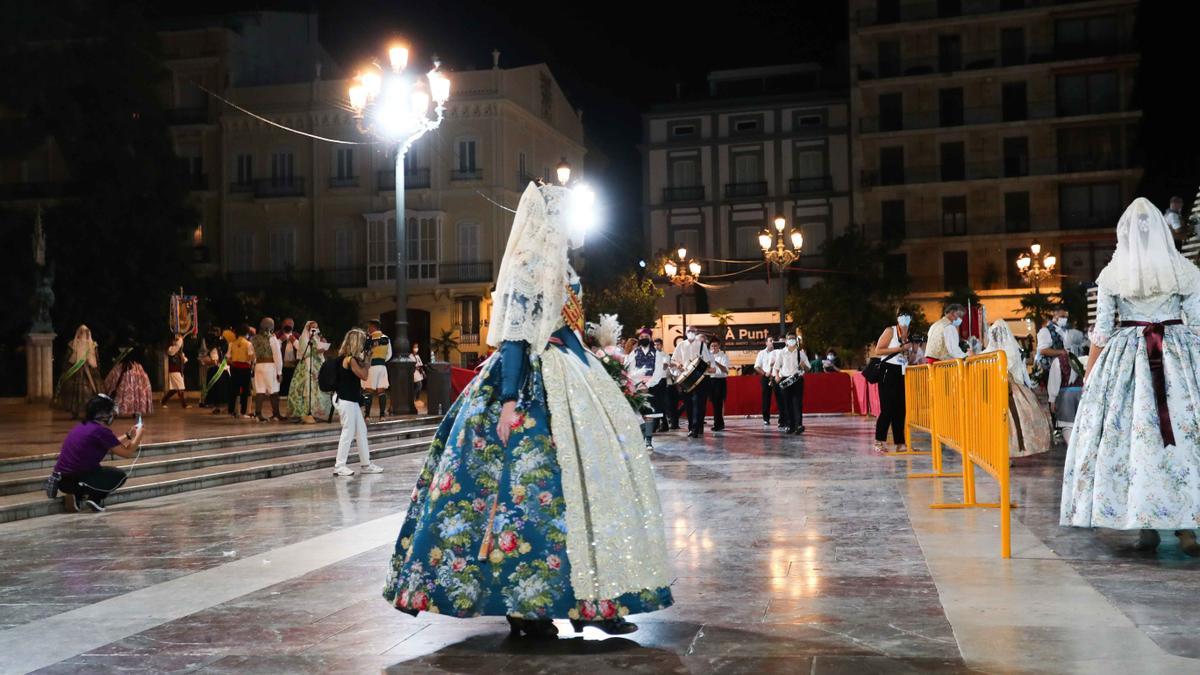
[0,416,1196,674]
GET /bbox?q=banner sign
[170,293,199,336]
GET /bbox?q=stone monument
[27,207,56,403]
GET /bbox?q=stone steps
[0,416,442,524]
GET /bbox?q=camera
[906,333,928,345]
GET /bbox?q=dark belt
[1119,320,1184,446]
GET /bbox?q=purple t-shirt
[54,422,120,475]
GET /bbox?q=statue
[30,206,55,333]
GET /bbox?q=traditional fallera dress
[53,331,101,418]
[985,320,1051,457]
[104,344,154,417]
[287,328,330,420]
[1061,198,1200,530]
[383,183,674,621]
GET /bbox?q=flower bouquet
[587,314,652,415]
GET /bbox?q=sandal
[873,441,887,453]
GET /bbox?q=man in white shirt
[924,304,969,362]
[754,337,776,426]
[707,337,731,431]
[770,335,809,434]
[672,328,713,438]
[625,329,668,430]
[1165,196,1184,234]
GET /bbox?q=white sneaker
[359,463,384,474]
[332,465,355,477]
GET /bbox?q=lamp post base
[387,360,417,415]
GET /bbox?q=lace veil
[1095,197,1200,298]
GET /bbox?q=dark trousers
[60,466,128,505]
[781,377,804,430]
[206,372,229,408]
[875,363,906,443]
[667,385,683,428]
[649,381,669,429]
[688,380,709,433]
[280,366,296,397]
[230,367,252,415]
[709,378,727,429]
[760,375,775,422]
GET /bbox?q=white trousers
[334,397,371,468]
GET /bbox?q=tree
[584,272,664,336]
[1019,291,1057,331]
[431,329,460,363]
[787,225,909,361]
[710,308,735,330]
[1056,281,1090,326]
[945,285,981,308]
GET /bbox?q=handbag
[862,357,884,384]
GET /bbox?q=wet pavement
[0,416,1197,674]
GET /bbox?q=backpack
[318,358,340,393]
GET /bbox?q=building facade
[849,0,1141,330]
[642,65,851,327]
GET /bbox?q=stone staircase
[0,416,442,523]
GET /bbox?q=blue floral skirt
[383,354,674,619]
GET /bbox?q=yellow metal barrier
[903,364,961,479]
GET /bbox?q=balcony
[460,333,481,345]
[224,267,367,290]
[724,182,768,199]
[861,154,1136,187]
[165,107,208,125]
[858,38,1133,81]
[253,177,305,198]
[789,176,832,195]
[377,169,432,191]
[328,176,360,188]
[856,0,1096,29]
[663,185,705,203]
[450,169,483,182]
[439,262,494,284]
[860,101,1063,133]
[230,181,254,194]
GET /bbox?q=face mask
[827,353,834,359]
[897,315,912,328]
[952,317,963,327]
[786,338,797,347]
[638,338,650,348]
[686,332,696,341]
[1055,317,1068,328]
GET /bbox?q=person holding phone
[45,394,144,512]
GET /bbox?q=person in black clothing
[872,313,917,453]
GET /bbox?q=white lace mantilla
[539,347,673,601]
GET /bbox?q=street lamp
[1016,240,1056,293]
[556,158,572,186]
[349,42,450,414]
[761,215,803,336]
[659,246,702,333]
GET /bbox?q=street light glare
[758,232,772,251]
[429,71,451,103]
[361,70,382,99]
[389,45,409,71]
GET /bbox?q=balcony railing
[439,261,494,284]
[328,176,359,188]
[663,185,706,203]
[855,0,1091,28]
[460,333,481,345]
[724,181,768,198]
[224,267,368,290]
[377,169,432,191]
[858,38,1133,81]
[253,177,305,198]
[789,176,832,195]
[450,168,483,181]
[861,154,1136,187]
[165,107,209,125]
[860,101,1065,133]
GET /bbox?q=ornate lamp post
[660,247,702,334]
[348,43,450,414]
[1015,240,1057,294]
[760,215,803,336]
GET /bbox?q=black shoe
[570,618,638,635]
[507,616,559,639]
[44,471,62,499]
[793,426,806,434]
[712,425,724,432]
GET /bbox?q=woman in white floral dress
[1060,198,1200,555]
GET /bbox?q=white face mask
[1055,317,1068,328]
[686,332,696,341]
[897,315,912,328]
[952,317,963,327]
[786,338,797,348]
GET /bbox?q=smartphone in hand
[135,414,144,430]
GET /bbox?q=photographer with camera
[871,311,922,453]
[45,394,143,512]
[330,329,384,477]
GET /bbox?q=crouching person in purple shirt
[45,394,144,512]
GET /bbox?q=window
[879,93,903,132]
[669,155,700,187]
[1059,183,1120,229]
[880,147,904,185]
[733,224,763,259]
[457,140,477,172]
[672,229,701,259]
[406,216,438,281]
[335,229,354,269]
[732,151,761,183]
[794,113,824,129]
[268,230,295,271]
[270,151,294,186]
[1000,27,1026,66]
[732,118,760,135]
[882,200,906,240]
[943,251,969,290]
[942,196,967,236]
[230,233,254,272]
[940,142,965,181]
[1061,242,1114,284]
[1004,192,1031,233]
[236,154,253,185]
[885,253,907,281]
[939,88,963,127]
[518,152,528,180]
[457,221,480,262]
[1055,15,1118,59]
[670,122,697,138]
[1056,72,1118,116]
[336,147,352,178]
[1003,137,1029,177]
[799,220,828,259]
[938,35,962,72]
[368,217,398,282]
[878,41,900,77]
[794,147,825,179]
[459,297,481,341]
[1058,126,1123,172]
[1002,82,1027,122]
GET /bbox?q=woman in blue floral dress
[383,183,674,637]
[1060,198,1200,555]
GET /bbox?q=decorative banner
[170,293,199,336]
